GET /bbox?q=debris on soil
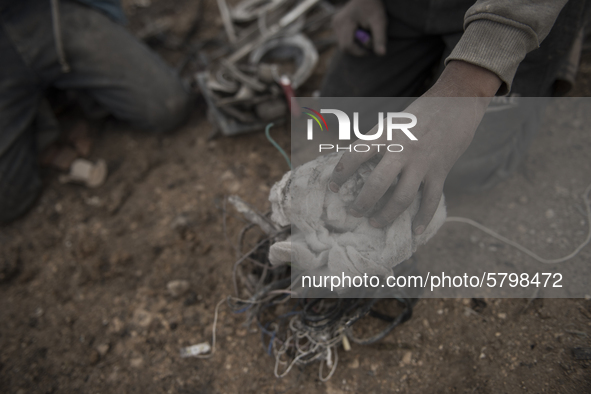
[167,279,191,298]
[96,343,110,357]
[180,342,212,358]
[58,158,108,188]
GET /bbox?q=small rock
[180,343,211,358]
[130,357,144,368]
[167,280,190,298]
[226,180,241,194]
[170,214,190,232]
[33,307,44,318]
[132,309,153,328]
[347,357,359,369]
[133,0,151,9]
[85,196,102,207]
[401,351,412,365]
[108,317,125,334]
[97,343,110,357]
[498,312,507,319]
[220,170,234,181]
[545,209,555,219]
[58,158,107,188]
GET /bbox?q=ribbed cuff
[445,19,535,95]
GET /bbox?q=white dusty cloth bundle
[268,153,447,281]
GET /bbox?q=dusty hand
[332,0,387,56]
[328,61,502,234]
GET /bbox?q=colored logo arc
[302,107,328,131]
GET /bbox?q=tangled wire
[226,204,415,381]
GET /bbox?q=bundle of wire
[228,224,415,381]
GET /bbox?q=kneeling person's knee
[140,81,191,134]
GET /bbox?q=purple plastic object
[354,28,371,46]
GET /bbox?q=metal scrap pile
[196,0,335,136]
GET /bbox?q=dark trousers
[320,0,588,193]
[0,0,190,223]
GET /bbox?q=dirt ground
[2,1,591,393]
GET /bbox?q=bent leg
[53,1,191,133]
[0,22,44,223]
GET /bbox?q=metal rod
[216,0,238,44]
[226,0,321,63]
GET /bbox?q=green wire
[265,123,292,170]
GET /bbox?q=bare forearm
[426,60,502,98]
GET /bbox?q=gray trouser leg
[53,0,191,133]
[0,20,43,223]
[0,0,191,222]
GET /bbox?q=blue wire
[267,331,276,355]
[233,304,252,314]
[265,123,292,170]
